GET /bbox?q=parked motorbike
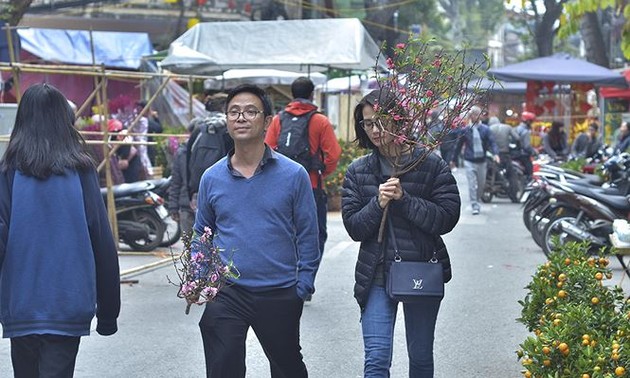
[539,178,630,256]
[526,153,630,256]
[482,150,526,203]
[147,176,181,247]
[101,181,167,252]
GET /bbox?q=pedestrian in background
[615,121,630,154]
[515,111,537,179]
[451,105,499,215]
[0,83,120,377]
[542,121,569,161]
[168,124,195,236]
[193,84,320,378]
[342,88,461,377]
[571,122,602,159]
[186,93,232,211]
[265,77,341,260]
[489,116,520,201]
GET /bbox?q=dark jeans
[313,188,327,256]
[11,334,81,378]
[361,285,441,378]
[199,285,307,378]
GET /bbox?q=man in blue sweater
[193,84,320,378]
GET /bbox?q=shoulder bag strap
[387,216,438,263]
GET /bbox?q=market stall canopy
[487,54,628,88]
[316,75,379,93]
[161,18,388,75]
[600,69,630,99]
[204,69,327,90]
[17,28,153,69]
[468,77,527,94]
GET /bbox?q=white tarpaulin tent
[204,69,327,90]
[161,18,387,75]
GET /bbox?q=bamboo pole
[0,62,211,82]
[4,26,20,101]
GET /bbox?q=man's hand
[378,177,403,208]
[494,155,500,164]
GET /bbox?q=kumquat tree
[371,34,492,240]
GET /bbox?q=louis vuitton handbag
[385,219,444,302]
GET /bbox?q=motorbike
[101,181,167,252]
[539,178,630,256]
[482,149,527,203]
[147,176,181,247]
[526,153,630,256]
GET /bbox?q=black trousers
[199,285,307,378]
[11,334,81,378]
[313,188,328,256]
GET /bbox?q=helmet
[107,119,123,132]
[521,111,536,122]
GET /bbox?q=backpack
[186,114,233,197]
[275,110,324,172]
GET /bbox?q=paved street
[2,169,629,377]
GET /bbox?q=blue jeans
[361,285,441,378]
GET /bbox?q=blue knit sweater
[194,149,321,299]
[0,168,120,338]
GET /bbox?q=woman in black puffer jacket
[342,89,461,378]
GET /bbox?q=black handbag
[385,219,444,302]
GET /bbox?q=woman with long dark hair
[341,88,461,377]
[0,83,120,377]
[542,121,569,160]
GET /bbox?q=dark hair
[291,77,315,99]
[588,122,599,132]
[548,121,565,149]
[0,83,94,178]
[353,88,404,150]
[225,84,273,117]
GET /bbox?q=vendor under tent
[160,18,388,75]
[487,54,626,143]
[204,69,327,90]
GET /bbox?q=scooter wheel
[125,209,166,252]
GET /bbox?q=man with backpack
[265,77,341,265]
[186,93,233,210]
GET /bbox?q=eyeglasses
[226,109,264,121]
[360,118,385,132]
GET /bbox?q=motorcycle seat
[572,185,630,212]
[100,181,156,198]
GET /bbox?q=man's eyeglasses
[360,118,385,132]
[226,109,264,121]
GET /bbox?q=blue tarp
[487,53,628,88]
[17,28,153,69]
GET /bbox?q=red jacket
[265,100,341,189]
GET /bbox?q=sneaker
[472,209,480,215]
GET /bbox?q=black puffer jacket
[342,148,461,310]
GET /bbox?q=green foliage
[517,241,630,377]
[324,139,367,196]
[559,0,616,39]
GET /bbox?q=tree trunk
[580,11,609,67]
[8,0,34,26]
[534,0,565,57]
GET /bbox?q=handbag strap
[386,216,438,263]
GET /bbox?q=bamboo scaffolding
[0,26,199,261]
